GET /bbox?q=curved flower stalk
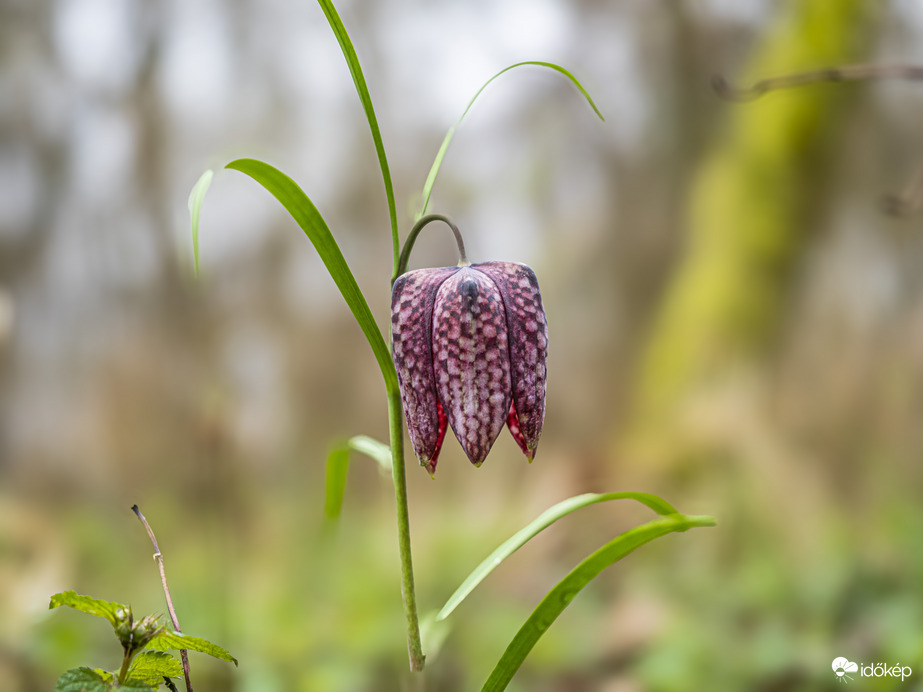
[391,260,548,474]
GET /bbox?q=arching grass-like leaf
[347,434,392,470]
[417,61,605,221]
[225,158,397,394]
[436,492,676,621]
[482,512,716,692]
[325,435,392,519]
[316,0,400,273]
[324,446,351,520]
[188,169,214,276]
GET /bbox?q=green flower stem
[218,161,425,672]
[117,649,132,684]
[394,214,469,282]
[387,386,425,672]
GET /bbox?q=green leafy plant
[49,506,236,691]
[186,1,716,688]
[49,592,236,691]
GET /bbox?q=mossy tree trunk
[625,0,876,466]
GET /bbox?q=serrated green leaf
[55,667,154,691]
[49,591,126,626]
[55,668,110,692]
[436,492,678,621]
[147,631,238,666]
[188,169,214,276]
[316,0,400,274]
[325,435,392,519]
[127,651,184,687]
[92,669,114,683]
[481,512,716,692]
[417,60,605,220]
[225,158,397,395]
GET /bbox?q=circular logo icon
[832,657,859,683]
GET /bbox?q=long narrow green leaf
[225,158,396,393]
[347,434,392,471]
[188,169,214,276]
[482,513,716,692]
[316,0,400,274]
[324,435,393,519]
[417,61,605,220]
[436,492,676,621]
[324,446,350,519]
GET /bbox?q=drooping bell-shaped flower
[391,261,548,475]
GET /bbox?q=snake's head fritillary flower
[391,261,548,475]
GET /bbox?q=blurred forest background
[3,0,923,690]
